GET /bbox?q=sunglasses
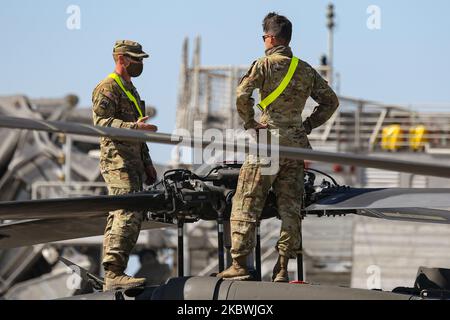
[262,34,275,42]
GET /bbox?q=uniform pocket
[238,164,260,212]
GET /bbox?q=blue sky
[1,0,449,163]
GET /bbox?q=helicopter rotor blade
[1,116,450,178]
[0,216,174,249]
[304,188,450,224]
[354,207,450,224]
[0,191,166,220]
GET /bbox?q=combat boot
[216,256,251,280]
[272,255,289,283]
[103,266,146,291]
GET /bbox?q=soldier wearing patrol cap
[217,13,339,282]
[92,40,158,291]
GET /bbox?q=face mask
[126,61,143,77]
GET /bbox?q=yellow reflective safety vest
[257,56,299,111]
[108,73,144,118]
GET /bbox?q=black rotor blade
[355,207,450,224]
[305,188,450,224]
[0,191,166,220]
[0,217,174,249]
[1,116,450,178]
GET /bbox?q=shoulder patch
[93,97,115,117]
[93,88,117,118]
[99,97,111,109]
[92,76,121,108]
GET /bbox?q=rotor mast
[327,3,335,88]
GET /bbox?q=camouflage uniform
[231,45,339,260]
[92,40,153,273]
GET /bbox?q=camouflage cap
[113,40,149,59]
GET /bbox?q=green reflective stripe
[108,73,144,118]
[257,56,299,111]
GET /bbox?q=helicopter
[0,116,450,300]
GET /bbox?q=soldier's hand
[136,116,158,132]
[254,122,268,131]
[144,165,157,185]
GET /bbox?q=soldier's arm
[303,70,339,134]
[134,96,154,167]
[236,59,265,130]
[92,87,137,129]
